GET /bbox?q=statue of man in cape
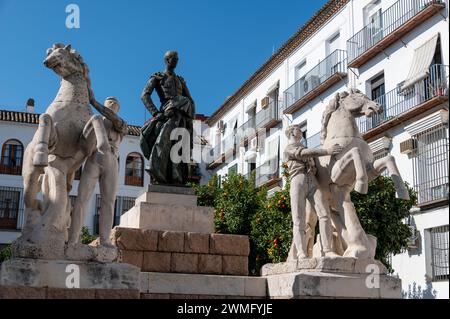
[140,51,195,185]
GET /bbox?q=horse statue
[13,44,111,261]
[303,89,410,260]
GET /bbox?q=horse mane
[320,91,349,144]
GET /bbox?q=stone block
[111,227,158,251]
[0,258,140,290]
[222,256,248,276]
[171,253,199,273]
[142,252,171,272]
[158,231,185,252]
[265,271,402,299]
[136,186,197,207]
[144,272,248,296]
[184,232,210,254]
[140,293,170,299]
[120,250,143,269]
[46,288,96,299]
[120,202,214,234]
[210,234,250,256]
[0,285,46,299]
[198,254,222,274]
[95,289,140,299]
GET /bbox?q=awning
[266,80,280,95]
[401,34,439,91]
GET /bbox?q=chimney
[26,98,35,113]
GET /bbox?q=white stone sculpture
[12,44,118,261]
[283,125,342,259]
[287,89,410,260]
[67,97,128,260]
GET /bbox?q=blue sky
[0,0,327,126]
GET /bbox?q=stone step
[265,271,401,299]
[111,228,250,276]
[140,272,267,299]
[119,202,214,234]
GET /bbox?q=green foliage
[193,171,416,275]
[214,172,265,235]
[0,245,12,263]
[81,226,98,245]
[351,176,417,271]
[250,186,292,274]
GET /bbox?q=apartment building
[206,0,449,298]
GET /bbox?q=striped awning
[401,34,439,91]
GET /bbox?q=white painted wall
[207,0,449,298]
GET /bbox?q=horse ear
[64,44,72,52]
[46,48,53,56]
[340,91,349,98]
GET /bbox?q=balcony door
[364,1,383,48]
[369,73,386,129]
[326,33,341,77]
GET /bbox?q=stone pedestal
[119,185,214,234]
[262,257,402,299]
[0,258,140,290]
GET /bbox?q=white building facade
[206,0,449,298]
[0,106,150,246]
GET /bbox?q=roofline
[205,0,350,126]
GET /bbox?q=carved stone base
[261,257,388,276]
[0,258,140,290]
[119,186,214,233]
[12,239,118,263]
[265,271,401,299]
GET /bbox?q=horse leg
[32,114,55,167]
[309,189,339,257]
[369,156,410,200]
[21,143,44,240]
[331,147,368,194]
[330,184,372,259]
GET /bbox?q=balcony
[255,100,283,129]
[284,50,348,114]
[347,0,446,68]
[255,157,280,188]
[208,133,236,169]
[236,117,257,146]
[358,64,449,140]
[0,164,22,176]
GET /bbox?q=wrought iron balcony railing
[255,100,283,129]
[358,64,449,135]
[347,0,446,68]
[284,49,348,114]
[255,157,280,188]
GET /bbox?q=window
[368,73,386,128]
[1,139,24,175]
[413,125,449,205]
[430,225,449,281]
[94,195,136,234]
[327,32,340,56]
[364,0,383,46]
[0,186,23,230]
[228,164,238,175]
[125,153,144,186]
